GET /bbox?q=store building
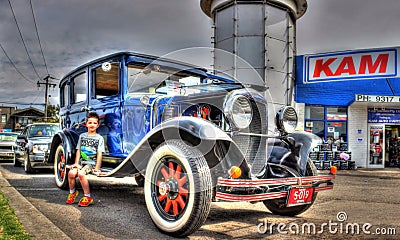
[295,47,400,168]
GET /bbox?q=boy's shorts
[78,164,94,175]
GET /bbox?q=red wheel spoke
[168,162,175,177]
[165,199,172,213]
[160,167,169,180]
[158,194,167,202]
[177,195,186,209]
[174,165,182,179]
[178,175,187,186]
[179,187,188,196]
[172,200,179,215]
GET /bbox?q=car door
[67,69,89,135]
[88,58,124,157]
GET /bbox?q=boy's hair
[86,111,99,122]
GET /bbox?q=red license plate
[287,186,315,207]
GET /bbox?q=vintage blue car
[48,52,335,237]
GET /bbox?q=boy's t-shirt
[76,132,105,165]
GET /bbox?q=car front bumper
[215,174,335,202]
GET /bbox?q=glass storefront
[305,106,348,142]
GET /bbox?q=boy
[66,112,105,207]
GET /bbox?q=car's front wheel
[54,144,69,189]
[134,174,145,187]
[144,139,212,237]
[263,159,318,216]
[24,151,34,173]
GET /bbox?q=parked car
[14,123,61,173]
[47,52,335,237]
[0,132,19,160]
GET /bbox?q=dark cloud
[1,0,399,107]
[0,0,212,107]
[297,0,400,54]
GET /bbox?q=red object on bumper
[215,175,335,202]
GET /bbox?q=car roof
[59,51,209,87]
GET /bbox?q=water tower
[200,0,307,114]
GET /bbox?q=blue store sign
[368,108,400,123]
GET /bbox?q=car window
[127,64,202,94]
[61,81,70,107]
[92,62,120,99]
[72,72,87,104]
[28,125,61,137]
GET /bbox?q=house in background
[0,106,45,132]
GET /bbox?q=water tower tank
[200,0,307,110]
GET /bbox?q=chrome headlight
[32,144,48,153]
[225,95,253,129]
[276,106,298,134]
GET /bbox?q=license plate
[287,186,314,207]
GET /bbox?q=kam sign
[304,48,399,83]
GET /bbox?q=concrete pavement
[1,166,399,239]
[0,171,71,239]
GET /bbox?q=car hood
[28,136,53,144]
[0,141,17,146]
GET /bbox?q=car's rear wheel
[54,144,69,189]
[13,153,21,167]
[144,139,212,237]
[24,152,34,173]
[263,159,318,216]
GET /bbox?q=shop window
[327,122,347,143]
[327,107,347,120]
[304,105,348,142]
[305,106,324,120]
[1,114,6,123]
[305,120,324,138]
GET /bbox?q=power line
[7,0,42,81]
[0,101,44,106]
[30,0,49,76]
[0,42,35,84]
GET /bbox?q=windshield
[28,125,61,138]
[127,64,243,96]
[0,133,18,141]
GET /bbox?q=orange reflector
[330,166,338,175]
[229,166,242,179]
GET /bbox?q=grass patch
[0,191,30,239]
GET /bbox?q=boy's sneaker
[78,196,94,207]
[66,190,79,204]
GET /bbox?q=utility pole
[37,75,56,119]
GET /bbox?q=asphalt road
[1,162,400,239]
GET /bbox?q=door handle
[80,106,91,112]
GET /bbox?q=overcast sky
[1,0,399,108]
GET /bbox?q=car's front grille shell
[232,100,267,174]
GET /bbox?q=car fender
[48,130,77,165]
[105,116,250,180]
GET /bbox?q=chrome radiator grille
[232,101,267,174]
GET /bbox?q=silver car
[0,132,19,160]
[14,123,61,173]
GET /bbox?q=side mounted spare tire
[144,139,212,237]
